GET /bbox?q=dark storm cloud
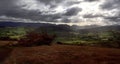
[0,0,19,15]
[37,0,80,5]
[0,6,62,22]
[100,0,120,10]
[0,0,83,23]
[104,15,120,22]
[40,14,62,22]
[64,1,81,6]
[37,0,62,8]
[85,0,99,2]
[64,7,82,16]
[37,0,81,8]
[104,13,120,22]
[83,14,103,18]
[0,8,41,21]
[0,0,59,21]
[0,0,29,19]
[0,0,16,8]
[105,16,118,20]
[37,0,62,5]
[0,0,120,26]
[100,0,120,22]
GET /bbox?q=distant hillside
[77,25,120,34]
[0,21,120,33]
[0,21,54,27]
[0,21,72,33]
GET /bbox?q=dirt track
[1,45,120,64]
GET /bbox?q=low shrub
[17,32,56,46]
[0,37,17,41]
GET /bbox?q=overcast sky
[0,0,120,26]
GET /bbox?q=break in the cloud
[0,0,120,26]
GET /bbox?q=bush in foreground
[17,32,56,46]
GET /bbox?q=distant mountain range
[0,21,120,33]
[76,25,120,34]
[0,21,51,27]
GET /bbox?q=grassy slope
[1,45,120,64]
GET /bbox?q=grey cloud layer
[85,0,99,2]
[100,0,120,10]
[100,0,120,22]
[0,0,120,25]
[0,0,82,23]
[0,0,18,15]
[64,7,82,16]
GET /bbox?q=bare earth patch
[0,41,18,46]
[1,45,120,64]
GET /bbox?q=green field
[0,27,120,48]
